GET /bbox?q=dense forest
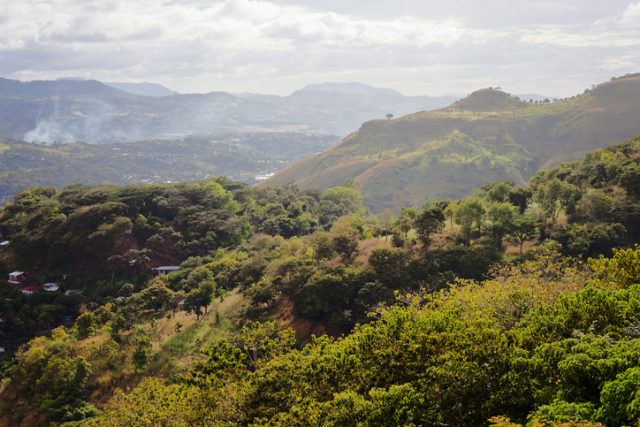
[0,136,640,426]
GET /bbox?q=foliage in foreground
[55,246,640,426]
[1,138,640,426]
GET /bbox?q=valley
[0,133,338,200]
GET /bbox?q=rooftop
[43,283,60,292]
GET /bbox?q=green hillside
[267,74,640,212]
[1,136,640,426]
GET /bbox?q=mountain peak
[105,82,177,97]
[297,82,403,97]
[451,88,525,111]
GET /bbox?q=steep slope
[266,74,640,211]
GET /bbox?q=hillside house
[8,271,26,285]
[0,240,9,250]
[20,285,40,296]
[151,266,181,276]
[43,282,60,292]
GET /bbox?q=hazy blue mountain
[105,82,178,97]
[298,82,404,97]
[0,77,457,143]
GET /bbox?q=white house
[43,283,60,292]
[8,271,26,285]
[151,266,181,276]
[0,240,9,250]
[20,285,39,296]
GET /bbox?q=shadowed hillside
[266,74,640,212]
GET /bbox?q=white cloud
[0,0,639,96]
[619,1,640,26]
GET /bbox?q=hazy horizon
[1,0,639,97]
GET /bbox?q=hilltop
[296,82,404,97]
[266,74,640,211]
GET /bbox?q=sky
[0,0,639,96]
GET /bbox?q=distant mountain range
[266,74,640,212]
[105,82,178,97]
[297,82,404,97]
[0,78,456,143]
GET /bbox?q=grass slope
[267,74,640,212]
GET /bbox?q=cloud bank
[0,0,639,96]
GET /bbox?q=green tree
[508,213,538,254]
[235,321,296,371]
[395,207,418,237]
[132,328,152,371]
[597,367,640,426]
[415,203,445,246]
[75,312,97,340]
[484,180,514,203]
[487,202,518,244]
[184,281,215,320]
[454,197,485,244]
[109,313,127,342]
[0,328,92,423]
[533,178,580,225]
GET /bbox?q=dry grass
[356,237,392,265]
[78,289,249,405]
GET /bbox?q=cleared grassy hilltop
[267,74,640,211]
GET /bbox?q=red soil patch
[277,297,326,341]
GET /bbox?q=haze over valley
[0,77,456,143]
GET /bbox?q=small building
[43,283,60,292]
[20,285,40,296]
[151,266,181,276]
[64,289,82,297]
[8,271,26,285]
[0,240,9,250]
